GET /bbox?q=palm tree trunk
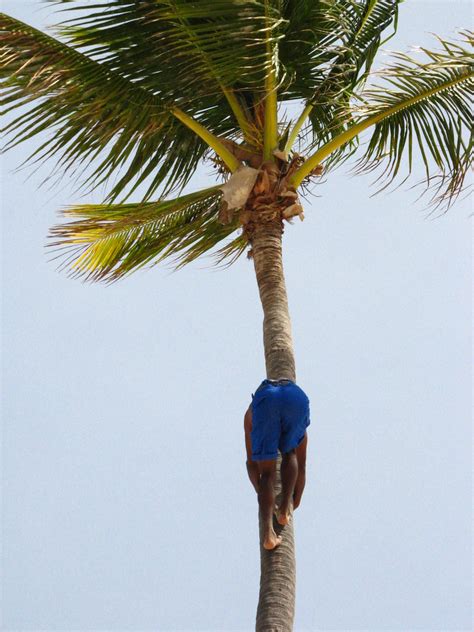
[251,221,296,382]
[250,219,296,632]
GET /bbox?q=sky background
[1,1,472,631]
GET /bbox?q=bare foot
[277,508,291,526]
[263,532,282,550]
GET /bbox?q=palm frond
[344,0,402,84]
[284,1,401,162]
[291,32,473,209]
[0,13,228,201]
[48,187,244,282]
[46,0,285,141]
[354,31,473,208]
[214,233,249,267]
[277,0,348,99]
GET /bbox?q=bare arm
[244,406,260,493]
[293,433,307,509]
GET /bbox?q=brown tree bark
[250,219,297,632]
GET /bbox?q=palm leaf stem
[357,0,381,39]
[290,69,472,187]
[153,2,254,145]
[170,107,241,172]
[263,0,278,161]
[283,102,313,155]
[221,86,257,146]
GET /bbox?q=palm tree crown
[1,1,472,282]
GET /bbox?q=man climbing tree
[244,379,310,549]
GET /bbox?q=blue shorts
[250,379,310,461]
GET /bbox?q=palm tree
[1,1,472,629]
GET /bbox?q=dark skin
[244,406,308,550]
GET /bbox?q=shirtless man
[244,378,310,550]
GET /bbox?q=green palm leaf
[48,186,244,282]
[0,13,223,201]
[354,32,473,207]
[291,32,473,209]
[345,0,402,83]
[283,1,402,158]
[50,0,282,92]
[277,0,349,99]
[46,0,286,144]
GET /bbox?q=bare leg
[257,460,282,550]
[293,433,308,510]
[277,449,298,525]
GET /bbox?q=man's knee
[258,459,277,477]
[282,449,297,462]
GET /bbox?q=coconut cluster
[218,151,322,242]
[238,156,305,237]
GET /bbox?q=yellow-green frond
[48,187,245,282]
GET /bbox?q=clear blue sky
[1,1,472,630]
